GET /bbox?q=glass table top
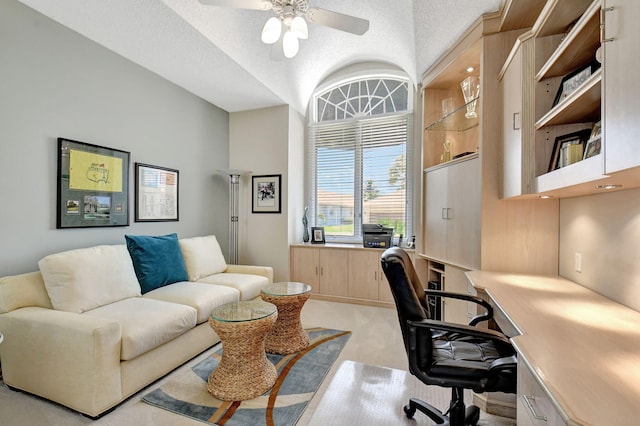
[262,282,312,297]
[210,300,276,322]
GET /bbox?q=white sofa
[0,234,273,417]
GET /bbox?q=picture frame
[548,129,592,172]
[552,62,600,107]
[57,137,130,228]
[135,163,179,222]
[252,174,281,214]
[311,226,326,244]
[583,121,602,160]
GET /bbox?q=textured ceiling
[17,0,502,114]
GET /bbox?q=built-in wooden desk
[466,271,640,425]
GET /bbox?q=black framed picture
[252,174,281,213]
[552,61,601,107]
[311,227,326,244]
[548,129,592,172]
[57,138,130,228]
[135,163,179,222]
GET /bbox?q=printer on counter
[362,224,393,248]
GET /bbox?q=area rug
[142,327,351,425]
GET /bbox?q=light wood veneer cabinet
[500,0,640,199]
[517,361,566,425]
[289,245,398,306]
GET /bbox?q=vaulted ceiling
[17,0,502,114]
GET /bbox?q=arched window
[307,73,414,244]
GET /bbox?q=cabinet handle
[374,271,377,280]
[316,266,319,276]
[600,6,614,43]
[447,208,452,220]
[522,395,548,422]
[512,112,520,130]
[442,208,447,220]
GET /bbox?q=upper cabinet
[499,0,640,199]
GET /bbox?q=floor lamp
[218,169,251,264]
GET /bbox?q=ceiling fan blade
[198,0,273,10]
[306,7,369,35]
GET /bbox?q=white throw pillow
[38,245,142,313]
[179,235,227,281]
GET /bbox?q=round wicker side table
[261,282,312,354]
[207,300,277,401]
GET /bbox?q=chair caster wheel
[404,404,416,419]
[466,405,480,425]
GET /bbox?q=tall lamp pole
[218,169,251,264]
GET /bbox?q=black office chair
[380,247,517,426]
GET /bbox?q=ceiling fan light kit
[200,0,369,59]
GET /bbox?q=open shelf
[535,69,601,129]
[533,0,595,38]
[535,0,600,80]
[425,97,480,132]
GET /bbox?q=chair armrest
[224,264,273,283]
[424,289,493,326]
[408,318,512,347]
[0,307,123,416]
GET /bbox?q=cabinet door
[603,0,640,173]
[377,263,393,303]
[348,250,379,300]
[291,247,320,293]
[445,158,481,269]
[424,166,448,260]
[502,44,526,198]
[319,249,349,297]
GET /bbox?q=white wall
[559,188,640,312]
[0,0,230,276]
[229,105,305,282]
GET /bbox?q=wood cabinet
[602,0,640,174]
[289,245,403,307]
[424,155,480,269]
[289,246,348,297]
[517,359,566,425]
[500,0,640,199]
[419,13,559,279]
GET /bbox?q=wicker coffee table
[261,281,312,354]
[207,300,277,401]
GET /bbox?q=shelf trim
[535,0,601,81]
[535,68,601,129]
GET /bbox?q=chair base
[403,389,480,426]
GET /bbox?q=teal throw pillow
[125,233,188,294]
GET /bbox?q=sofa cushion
[0,271,52,314]
[83,297,197,361]
[179,235,227,281]
[125,233,188,294]
[38,245,141,314]
[143,282,240,324]
[197,273,269,300]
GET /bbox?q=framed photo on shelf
[311,226,326,244]
[57,137,130,228]
[552,61,601,107]
[135,163,179,222]
[252,174,281,213]
[583,121,602,160]
[548,129,592,172]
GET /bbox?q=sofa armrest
[224,264,273,284]
[0,307,123,417]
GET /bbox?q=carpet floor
[142,327,350,425]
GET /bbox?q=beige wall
[229,106,305,282]
[559,188,640,312]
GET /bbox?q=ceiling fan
[198,0,370,58]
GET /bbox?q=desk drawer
[517,363,565,425]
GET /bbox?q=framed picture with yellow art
[57,137,130,228]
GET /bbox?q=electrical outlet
[575,252,582,273]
